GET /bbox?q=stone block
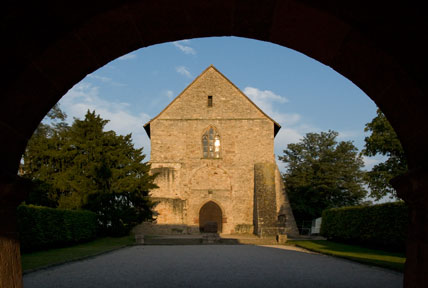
[276,234,287,244]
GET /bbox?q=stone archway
[199,201,223,233]
[1,1,428,287]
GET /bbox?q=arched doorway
[199,201,222,233]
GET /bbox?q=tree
[84,191,154,236]
[21,104,70,206]
[362,109,407,200]
[22,108,157,235]
[279,130,367,221]
[55,110,114,208]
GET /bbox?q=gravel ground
[23,245,403,288]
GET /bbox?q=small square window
[208,95,213,107]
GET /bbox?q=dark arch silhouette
[1,1,427,286]
[199,201,223,233]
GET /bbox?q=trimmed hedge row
[17,205,98,252]
[321,202,408,251]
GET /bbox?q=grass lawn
[21,236,135,272]
[290,240,406,272]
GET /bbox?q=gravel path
[23,245,403,288]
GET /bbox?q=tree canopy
[362,109,407,200]
[21,107,157,235]
[279,130,367,221]
[21,104,70,207]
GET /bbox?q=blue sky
[58,36,382,173]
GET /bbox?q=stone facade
[137,65,298,236]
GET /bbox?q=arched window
[202,127,221,158]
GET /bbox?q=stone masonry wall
[139,66,279,234]
[151,197,186,225]
[275,165,299,236]
[254,163,278,237]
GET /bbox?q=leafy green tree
[279,130,367,221]
[24,179,57,208]
[22,108,157,235]
[22,108,157,203]
[362,109,408,200]
[22,104,70,206]
[55,111,113,208]
[84,191,154,236]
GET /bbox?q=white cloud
[176,66,192,78]
[173,40,196,55]
[273,113,302,126]
[275,127,304,148]
[275,127,304,172]
[243,86,299,126]
[117,53,137,60]
[164,90,174,99]
[244,87,288,104]
[59,82,151,154]
[88,75,112,83]
[88,74,126,87]
[242,85,323,173]
[274,124,319,152]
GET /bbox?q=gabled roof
[144,65,281,138]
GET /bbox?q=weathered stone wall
[254,163,278,237]
[275,165,299,236]
[150,164,182,198]
[151,197,186,225]
[148,119,274,233]
[139,66,280,234]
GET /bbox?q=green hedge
[321,202,408,251]
[17,205,98,252]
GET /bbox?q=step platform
[137,233,288,245]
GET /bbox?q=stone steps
[138,234,286,245]
[144,237,203,245]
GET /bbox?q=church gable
[144,65,280,136]
[139,65,299,236]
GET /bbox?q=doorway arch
[199,201,223,233]
[1,1,428,287]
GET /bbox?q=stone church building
[141,65,298,236]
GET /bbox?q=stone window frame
[207,95,213,107]
[202,126,221,159]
